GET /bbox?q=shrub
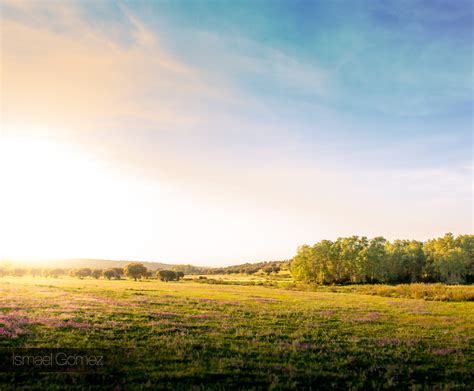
[75,268,92,279]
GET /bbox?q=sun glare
[0,135,154,263]
[0,134,308,266]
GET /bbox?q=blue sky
[1,0,472,264]
[107,0,472,168]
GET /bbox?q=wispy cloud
[186,30,333,98]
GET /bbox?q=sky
[1,0,472,266]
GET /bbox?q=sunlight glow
[1,1,471,265]
[1,134,306,265]
[1,135,157,262]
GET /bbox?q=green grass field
[0,277,473,390]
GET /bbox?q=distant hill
[5,258,289,275]
[12,258,177,271]
[64,259,176,271]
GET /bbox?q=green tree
[385,240,425,283]
[75,268,92,279]
[314,240,338,284]
[456,234,474,283]
[289,233,471,285]
[157,270,177,282]
[366,237,387,282]
[112,267,124,279]
[291,245,317,283]
[103,269,116,280]
[424,233,467,283]
[124,263,147,281]
[48,268,65,278]
[334,236,367,283]
[29,268,42,277]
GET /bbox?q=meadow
[0,276,472,390]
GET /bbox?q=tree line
[291,233,473,285]
[0,262,185,282]
[204,260,290,275]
